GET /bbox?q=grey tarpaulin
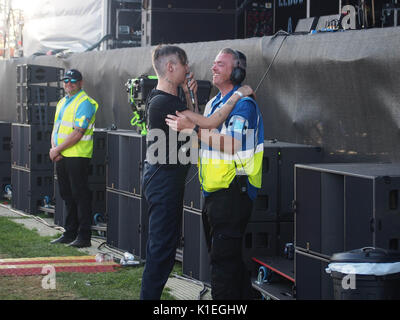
[1,26,400,163]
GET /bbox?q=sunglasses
[63,78,78,84]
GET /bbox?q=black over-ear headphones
[230,50,247,85]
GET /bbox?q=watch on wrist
[193,124,199,134]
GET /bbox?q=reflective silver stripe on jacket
[57,133,93,141]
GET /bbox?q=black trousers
[56,157,92,241]
[202,178,253,300]
[140,162,189,300]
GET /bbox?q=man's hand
[49,147,63,162]
[166,111,195,133]
[181,71,198,95]
[54,155,63,162]
[237,85,255,99]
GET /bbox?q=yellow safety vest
[199,96,264,193]
[53,90,98,158]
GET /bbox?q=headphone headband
[230,49,246,85]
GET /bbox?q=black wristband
[193,125,199,134]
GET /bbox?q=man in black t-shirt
[140,45,194,300]
[145,89,189,164]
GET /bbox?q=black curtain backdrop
[2,27,400,163]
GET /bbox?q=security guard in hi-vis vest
[198,49,264,299]
[49,69,98,248]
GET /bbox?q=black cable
[185,168,198,186]
[142,162,163,192]
[254,30,290,94]
[198,284,209,300]
[85,34,113,52]
[97,241,125,258]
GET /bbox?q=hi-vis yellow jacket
[199,95,264,198]
[53,90,98,158]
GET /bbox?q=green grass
[0,216,179,300]
[0,216,83,258]
[57,268,146,300]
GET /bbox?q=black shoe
[68,238,92,248]
[51,235,75,244]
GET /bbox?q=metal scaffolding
[0,0,24,59]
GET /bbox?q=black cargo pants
[202,178,253,300]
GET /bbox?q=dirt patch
[0,275,81,300]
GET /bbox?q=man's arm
[198,128,241,155]
[166,111,241,155]
[167,85,254,130]
[50,129,64,162]
[49,127,85,161]
[51,130,56,148]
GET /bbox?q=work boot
[50,235,75,244]
[68,238,91,248]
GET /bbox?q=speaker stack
[16,65,64,126]
[247,140,323,300]
[105,129,148,259]
[11,65,64,214]
[0,121,11,199]
[182,164,211,283]
[294,163,400,300]
[53,129,108,229]
[244,140,323,265]
[180,83,212,283]
[141,0,238,46]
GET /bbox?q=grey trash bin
[326,247,400,300]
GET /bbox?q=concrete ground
[0,203,211,300]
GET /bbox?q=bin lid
[330,247,400,263]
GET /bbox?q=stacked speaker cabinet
[182,204,211,284]
[106,188,148,258]
[16,64,64,126]
[89,129,108,222]
[141,0,238,46]
[294,163,400,299]
[247,140,323,300]
[11,64,64,214]
[244,140,323,265]
[53,129,108,229]
[0,122,11,198]
[11,123,54,214]
[181,153,208,282]
[106,130,148,258]
[183,164,203,211]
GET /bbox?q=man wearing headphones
[166,48,264,299]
